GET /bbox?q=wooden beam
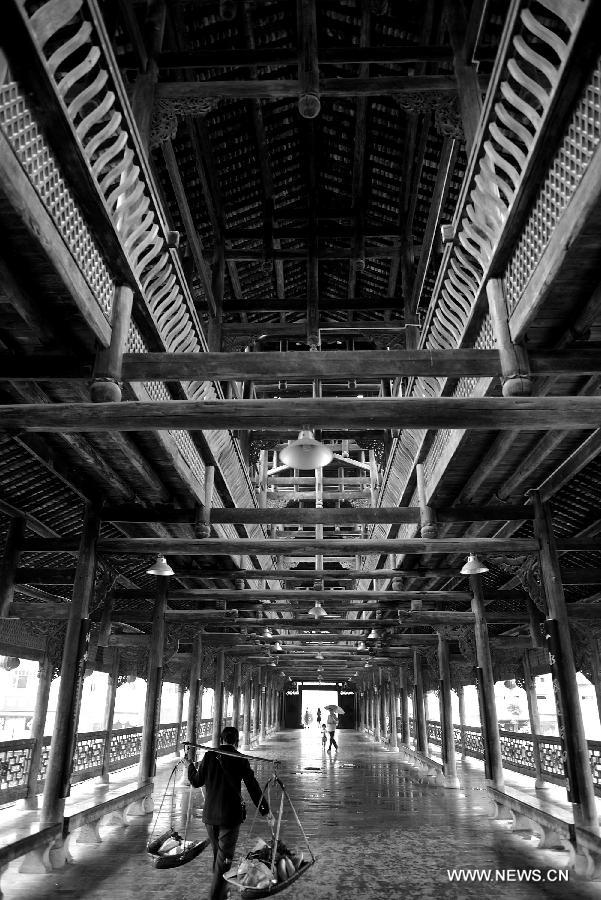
[151,45,454,69]
[99,502,532,525]
[112,588,476,603]
[156,76,458,101]
[5,348,601,383]
[4,396,601,431]
[22,536,540,555]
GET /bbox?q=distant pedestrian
[326,711,338,752]
[316,707,322,726]
[303,708,310,728]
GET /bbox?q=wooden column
[19,654,53,810]
[532,489,598,831]
[372,672,381,741]
[97,648,120,785]
[442,0,482,151]
[0,515,25,618]
[297,0,320,118]
[380,671,388,742]
[487,278,532,397]
[522,651,545,790]
[242,676,252,749]
[388,673,399,751]
[232,661,242,731]
[185,634,203,761]
[416,462,437,538]
[41,507,99,827]
[260,668,267,741]
[252,672,260,740]
[90,285,133,402]
[195,466,214,538]
[470,573,504,789]
[138,576,167,788]
[457,684,467,759]
[174,683,185,755]
[413,650,428,752]
[399,666,410,745]
[211,649,225,747]
[588,638,601,727]
[258,450,269,509]
[438,633,459,788]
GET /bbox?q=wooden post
[413,650,428,752]
[457,684,467,759]
[138,576,167,791]
[399,666,410,744]
[487,278,532,397]
[388,673,399,751]
[372,672,381,741]
[232,661,242,730]
[442,0,482,151]
[211,649,225,747]
[40,507,99,827]
[174,683,185,756]
[522,651,545,790]
[0,515,25,618]
[532,489,598,831]
[260,668,267,741]
[97,648,120,785]
[19,654,53,810]
[252,672,260,740]
[195,466,214,538]
[258,450,269,509]
[297,0,320,118]
[588,638,601,727]
[368,450,378,507]
[470,573,504,789]
[91,285,134,402]
[438,633,459,788]
[242,676,252,749]
[380,671,388,743]
[185,634,203,761]
[416,462,438,538]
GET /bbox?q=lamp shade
[274,641,283,652]
[308,599,327,619]
[279,430,333,469]
[460,553,489,575]
[367,628,380,640]
[357,641,366,651]
[146,554,174,576]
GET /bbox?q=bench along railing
[1,0,268,567]
[376,0,595,532]
[402,718,601,796]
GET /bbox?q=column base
[16,794,39,810]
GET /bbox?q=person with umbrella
[324,704,343,752]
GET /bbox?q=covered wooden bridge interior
[4,0,601,893]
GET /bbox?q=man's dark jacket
[188,745,269,827]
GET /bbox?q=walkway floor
[3,728,601,899]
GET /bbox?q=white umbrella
[324,704,344,714]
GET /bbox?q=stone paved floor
[2,728,601,899]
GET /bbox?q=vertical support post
[413,650,428,753]
[416,462,438,538]
[0,515,25,617]
[372,671,381,741]
[252,673,260,740]
[442,0,482,151]
[196,466,214,538]
[208,244,225,351]
[97,648,120,785]
[522,651,545,790]
[457,684,467,759]
[19,654,53,809]
[174,683,185,756]
[399,666,410,745]
[138,576,168,789]
[258,450,269,509]
[91,285,134,402]
[388,672,398,751]
[260,668,267,742]
[212,649,225,747]
[297,0,321,118]
[185,634,203,761]
[471,573,504,789]
[41,507,99,827]
[589,637,601,727]
[487,278,532,397]
[232,661,242,730]
[242,676,252,749]
[532,489,598,831]
[368,450,378,507]
[438,633,459,788]
[380,671,388,743]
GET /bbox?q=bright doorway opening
[300,687,338,728]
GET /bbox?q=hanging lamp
[308,599,327,619]
[460,554,489,575]
[279,428,333,470]
[146,554,174,576]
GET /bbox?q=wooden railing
[401,717,601,796]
